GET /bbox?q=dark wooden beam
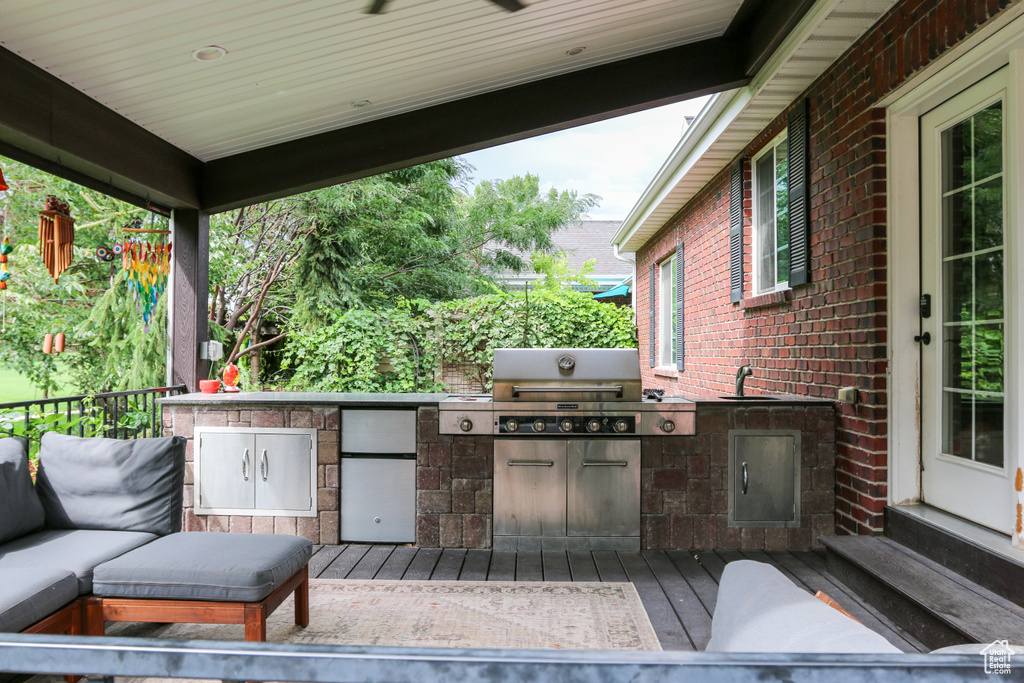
[0,46,202,211]
[731,0,818,77]
[169,209,210,392]
[201,36,750,213]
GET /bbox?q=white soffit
[0,0,742,161]
[613,0,898,253]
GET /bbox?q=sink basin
[718,395,779,400]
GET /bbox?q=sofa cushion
[93,533,312,603]
[35,433,186,536]
[705,560,903,654]
[0,567,79,633]
[0,437,46,544]
[0,529,158,593]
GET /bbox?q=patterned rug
[106,579,662,651]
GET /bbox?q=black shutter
[788,98,811,286]
[729,162,744,303]
[648,263,656,367]
[675,245,684,372]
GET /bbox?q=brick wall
[415,407,493,548]
[635,0,1015,535]
[164,405,339,544]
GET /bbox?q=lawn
[0,366,72,403]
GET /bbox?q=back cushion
[36,433,186,536]
[0,437,46,544]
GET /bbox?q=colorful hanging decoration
[0,234,12,333]
[0,166,8,192]
[120,216,172,333]
[222,363,240,393]
[38,195,75,283]
[95,246,114,262]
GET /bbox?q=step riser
[825,550,972,651]
[886,507,1024,608]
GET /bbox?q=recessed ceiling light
[192,46,227,62]
[351,99,372,108]
[566,46,586,56]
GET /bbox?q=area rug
[105,579,662,651]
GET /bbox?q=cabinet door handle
[582,460,628,467]
[507,460,554,467]
[742,462,749,495]
[261,449,268,481]
[242,449,250,481]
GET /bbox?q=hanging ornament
[121,214,172,333]
[95,246,114,261]
[0,166,8,192]
[0,234,11,334]
[38,195,75,283]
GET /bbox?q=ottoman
[1,568,79,634]
[87,533,312,641]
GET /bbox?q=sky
[461,96,709,221]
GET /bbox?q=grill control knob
[587,419,602,433]
[559,419,574,433]
[614,419,629,433]
[505,419,520,432]
[459,419,473,432]
[661,420,676,433]
[533,419,547,432]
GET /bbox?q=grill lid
[492,348,642,402]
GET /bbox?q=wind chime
[38,195,75,283]
[118,216,172,333]
[0,167,9,333]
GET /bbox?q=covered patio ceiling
[0,0,815,214]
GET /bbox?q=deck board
[307,545,924,652]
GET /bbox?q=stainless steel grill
[439,348,696,551]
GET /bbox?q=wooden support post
[169,209,210,392]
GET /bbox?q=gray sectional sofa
[0,432,311,643]
[0,433,186,634]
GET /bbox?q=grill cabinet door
[729,430,800,527]
[567,439,641,537]
[494,439,566,537]
[254,433,313,512]
[198,431,255,510]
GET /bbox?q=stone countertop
[674,393,834,406]
[157,391,452,407]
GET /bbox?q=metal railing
[0,385,187,447]
[0,633,992,682]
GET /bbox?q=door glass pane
[775,138,789,285]
[938,101,1004,467]
[756,152,776,291]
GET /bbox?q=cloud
[463,97,709,219]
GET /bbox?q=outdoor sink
[718,395,779,401]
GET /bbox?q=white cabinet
[195,427,317,517]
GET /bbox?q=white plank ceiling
[0,0,743,161]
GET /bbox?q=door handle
[742,462,748,495]
[914,332,931,345]
[507,460,554,467]
[260,449,268,481]
[582,461,628,467]
[242,448,250,481]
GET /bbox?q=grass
[0,366,73,403]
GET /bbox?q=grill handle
[511,385,623,398]
[507,460,554,467]
[582,460,628,467]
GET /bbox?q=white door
[920,69,1011,531]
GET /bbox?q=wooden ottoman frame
[85,565,309,641]
[23,600,83,683]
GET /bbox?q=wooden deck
[308,545,928,653]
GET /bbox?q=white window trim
[751,129,790,296]
[658,254,676,368]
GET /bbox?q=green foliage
[283,290,636,393]
[530,252,597,291]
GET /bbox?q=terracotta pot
[199,379,220,394]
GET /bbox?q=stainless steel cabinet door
[198,431,255,510]
[567,439,641,537]
[341,410,416,453]
[494,439,566,537]
[254,433,313,512]
[729,430,800,527]
[341,458,416,542]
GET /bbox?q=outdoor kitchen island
[160,388,835,551]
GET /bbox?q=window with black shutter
[787,98,811,286]
[729,162,744,303]
[648,263,656,367]
[675,242,684,371]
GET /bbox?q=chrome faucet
[735,364,753,396]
